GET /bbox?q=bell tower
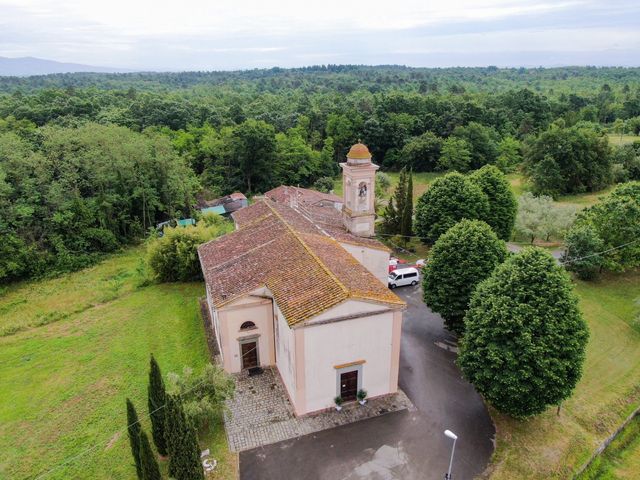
[340,143,379,237]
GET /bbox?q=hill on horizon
[0,56,132,76]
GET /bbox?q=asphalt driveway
[239,285,495,479]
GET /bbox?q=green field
[608,133,640,147]
[486,270,640,479]
[0,249,236,480]
[577,413,640,480]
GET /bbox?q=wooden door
[241,341,258,370]
[340,370,358,401]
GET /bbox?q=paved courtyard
[240,285,495,479]
[224,367,414,452]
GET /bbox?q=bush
[573,181,640,272]
[458,248,589,418]
[313,176,335,193]
[423,220,507,335]
[562,225,605,280]
[414,172,489,244]
[146,220,231,282]
[167,364,235,431]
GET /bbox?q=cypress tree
[165,394,204,480]
[139,428,162,480]
[126,398,143,480]
[394,167,408,226]
[381,198,399,234]
[382,167,408,235]
[400,170,414,242]
[148,354,168,456]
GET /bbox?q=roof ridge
[263,200,350,297]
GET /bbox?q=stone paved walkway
[224,367,414,452]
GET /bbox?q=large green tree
[451,122,500,170]
[437,137,472,172]
[148,355,168,457]
[524,123,612,196]
[458,248,589,418]
[230,119,277,193]
[423,220,507,335]
[400,131,442,171]
[414,172,489,244]
[469,165,517,240]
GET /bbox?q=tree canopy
[415,172,489,244]
[524,123,612,196]
[570,181,640,272]
[458,247,589,418]
[469,165,517,241]
[423,220,507,335]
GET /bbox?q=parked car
[388,267,420,289]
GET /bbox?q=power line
[559,237,640,266]
[376,233,640,268]
[32,337,257,480]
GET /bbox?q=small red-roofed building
[198,144,405,415]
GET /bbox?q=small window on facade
[240,321,256,331]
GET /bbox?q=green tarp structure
[177,218,196,227]
[200,205,226,215]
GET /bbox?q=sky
[0,0,639,70]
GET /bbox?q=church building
[198,143,405,416]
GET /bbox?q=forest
[1,65,640,282]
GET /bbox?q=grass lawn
[577,413,640,480]
[608,133,640,147]
[486,270,640,479]
[0,249,237,480]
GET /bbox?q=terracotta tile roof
[199,200,403,326]
[265,185,342,206]
[260,185,390,252]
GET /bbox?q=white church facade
[198,143,405,415]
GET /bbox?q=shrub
[562,224,605,280]
[313,176,335,193]
[573,181,640,272]
[167,364,235,431]
[146,220,231,282]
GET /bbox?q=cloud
[0,0,638,68]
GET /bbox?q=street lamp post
[444,429,458,480]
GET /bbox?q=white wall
[307,299,391,323]
[275,303,297,400]
[218,295,275,373]
[339,242,390,285]
[303,311,395,413]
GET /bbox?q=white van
[388,267,420,289]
